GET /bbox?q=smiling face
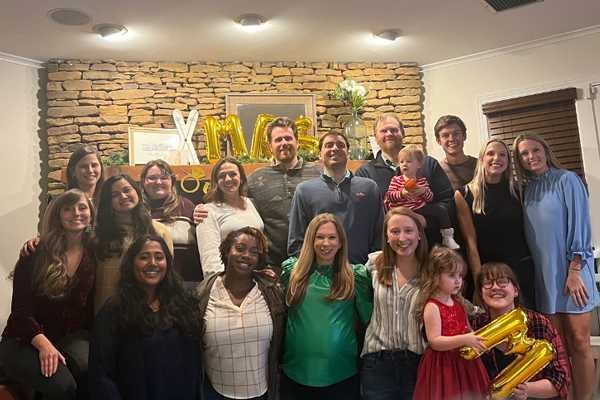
[143,166,172,200]
[386,214,420,259]
[436,123,466,157]
[399,154,421,179]
[481,276,518,316]
[60,196,91,234]
[269,126,299,165]
[319,134,349,171]
[110,178,139,214]
[216,162,241,197]
[518,139,549,176]
[483,141,509,182]
[73,154,101,191]
[313,222,340,265]
[226,234,259,278]
[133,240,167,293]
[374,117,404,154]
[438,264,464,297]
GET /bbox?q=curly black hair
[219,227,268,271]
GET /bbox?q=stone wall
[45,59,424,194]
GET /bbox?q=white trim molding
[421,25,600,72]
[0,52,44,69]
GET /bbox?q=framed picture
[226,93,317,148]
[128,127,181,166]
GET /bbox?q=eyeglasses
[481,277,511,289]
[146,174,171,182]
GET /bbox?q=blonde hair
[33,189,95,299]
[416,246,469,320]
[286,214,355,306]
[398,145,424,165]
[376,207,429,286]
[512,133,563,191]
[466,138,517,214]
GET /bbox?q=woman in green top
[280,213,372,400]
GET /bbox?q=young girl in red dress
[413,247,490,400]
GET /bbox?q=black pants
[415,203,451,229]
[281,372,361,400]
[0,329,89,400]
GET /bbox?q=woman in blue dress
[514,133,598,400]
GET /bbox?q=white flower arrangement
[332,76,371,114]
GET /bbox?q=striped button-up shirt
[362,252,426,356]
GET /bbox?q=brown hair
[475,262,522,310]
[266,117,299,142]
[373,113,405,135]
[66,146,105,205]
[140,159,181,223]
[203,157,248,204]
[375,207,429,287]
[318,130,350,151]
[286,214,355,306]
[434,115,467,140]
[512,133,563,191]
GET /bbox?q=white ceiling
[1,0,599,65]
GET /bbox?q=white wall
[0,56,45,332]
[422,29,600,247]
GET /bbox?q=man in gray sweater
[288,131,384,265]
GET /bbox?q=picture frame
[226,93,317,148]
[128,127,181,166]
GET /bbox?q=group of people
[0,112,597,400]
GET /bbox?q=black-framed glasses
[482,277,511,289]
[146,174,171,182]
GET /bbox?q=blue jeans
[361,350,422,400]
[204,377,267,400]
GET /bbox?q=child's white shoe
[441,228,460,250]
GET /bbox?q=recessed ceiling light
[92,24,128,39]
[374,29,403,42]
[48,8,92,26]
[234,14,265,27]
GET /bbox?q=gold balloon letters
[460,308,556,399]
[204,114,318,163]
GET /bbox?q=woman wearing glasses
[141,160,202,286]
[472,263,569,399]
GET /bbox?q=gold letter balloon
[460,308,556,399]
[204,114,318,163]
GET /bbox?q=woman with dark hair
[281,214,372,400]
[361,207,429,400]
[473,262,570,399]
[0,189,95,400]
[94,174,173,314]
[66,146,105,206]
[514,133,598,400]
[141,159,202,285]
[455,138,536,308]
[194,227,285,400]
[89,235,203,400]
[197,157,263,278]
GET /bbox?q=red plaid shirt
[472,309,570,399]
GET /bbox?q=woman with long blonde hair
[281,213,372,400]
[0,189,96,400]
[454,138,535,307]
[514,133,598,400]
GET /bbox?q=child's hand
[401,188,411,198]
[462,332,488,353]
[412,185,427,196]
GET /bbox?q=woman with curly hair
[94,174,172,314]
[89,235,203,400]
[196,157,263,278]
[194,227,285,400]
[281,213,372,400]
[141,159,202,285]
[0,189,96,400]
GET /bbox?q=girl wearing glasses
[472,262,570,399]
[197,157,263,278]
[141,160,202,286]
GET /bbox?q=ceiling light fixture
[92,24,128,39]
[374,29,403,42]
[234,14,265,27]
[47,8,92,26]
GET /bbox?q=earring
[338,245,341,249]
[85,224,92,233]
[386,240,390,243]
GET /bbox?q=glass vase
[343,110,368,160]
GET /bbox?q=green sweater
[281,257,373,387]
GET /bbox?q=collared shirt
[247,157,323,268]
[362,253,426,356]
[203,277,273,399]
[381,153,399,172]
[322,168,352,187]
